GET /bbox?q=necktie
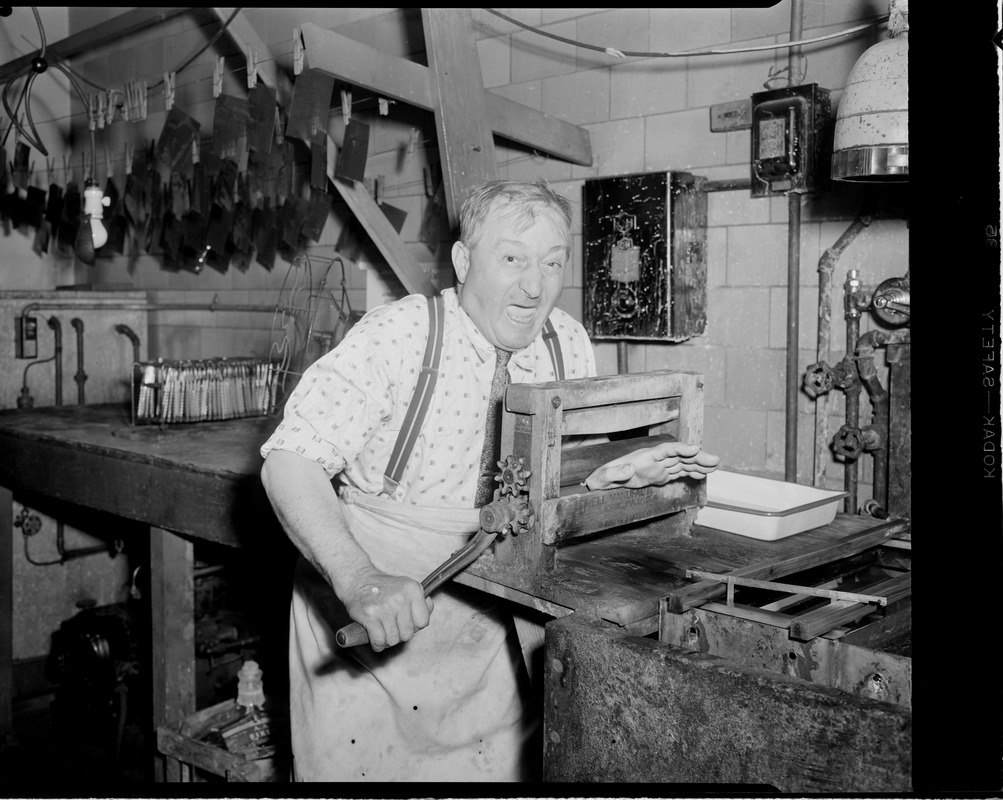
[475,348,513,506]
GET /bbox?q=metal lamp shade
[831,20,908,182]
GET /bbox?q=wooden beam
[149,527,195,782]
[485,92,593,169]
[420,8,498,227]
[210,8,295,104]
[300,21,593,167]
[0,8,191,83]
[301,22,431,109]
[329,177,438,297]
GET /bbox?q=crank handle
[335,620,375,648]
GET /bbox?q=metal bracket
[685,569,890,607]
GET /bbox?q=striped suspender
[382,295,445,496]
[382,298,564,498]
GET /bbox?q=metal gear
[494,455,531,497]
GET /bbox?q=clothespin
[127,80,140,121]
[293,27,304,76]
[191,137,200,165]
[213,56,224,99]
[87,94,98,131]
[164,72,176,112]
[62,153,70,183]
[124,141,133,176]
[45,157,54,185]
[274,105,284,146]
[122,83,132,122]
[341,89,351,125]
[95,92,106,130]
[407,127,418,160]
[246,45,258,90]
[139,80,148,121]
[378,97,389,116]
[104,88,118,126]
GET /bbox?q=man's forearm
[260,449,374,599]
[261,449,432,651]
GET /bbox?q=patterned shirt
[261,288,596,507]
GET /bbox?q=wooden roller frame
[490,370,706,576]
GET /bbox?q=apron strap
[383,294,445,496]
[382,297,565,498]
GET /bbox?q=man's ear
[451,241,470,284]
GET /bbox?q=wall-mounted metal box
[750,83,831,197]
[583,171,707,342]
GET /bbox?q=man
[260,180,719,781]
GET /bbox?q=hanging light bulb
[831,0,908,182]
[83,179,109,248]
[75,179,110,264]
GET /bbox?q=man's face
[452,203,570,351]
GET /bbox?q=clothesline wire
[5,48,392,144]
[481,8,890,58]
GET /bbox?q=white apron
[288,487,539,782]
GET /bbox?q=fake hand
[343,568,434,653]
[584,441,720,491]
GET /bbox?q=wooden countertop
[0,402,275,477]
[0,403,281,548]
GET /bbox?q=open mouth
[505,305,537,325]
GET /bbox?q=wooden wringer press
[464,369,707,627]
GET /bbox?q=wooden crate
[156,698,289,782]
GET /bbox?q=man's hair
[458,180,572,249]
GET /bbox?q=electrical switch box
[15,315,38,359]
[750,84,831,197]
[583,171,707,342]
